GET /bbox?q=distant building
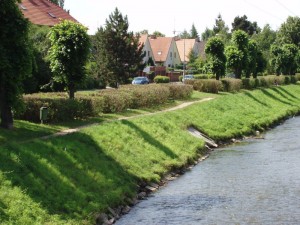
[148,35,181,68]
[139,34,155,65]
[176,38,206,63]
[19,0,77,26]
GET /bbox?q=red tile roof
[149,36,173,62]
[20,0,77,26]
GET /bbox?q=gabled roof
[149,36,173,62]
[139,34,148,45]
[19,0,77,26]
[176,39,198,62]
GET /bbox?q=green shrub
[284,76,291,85]
[167,83,193,99]
[193,74,209,79]
[17,95,102,122]
[187,79,222,93]
[221,78,243,92]
[295,74,300,82]
[290,75,297,84]
[154,75,170,83]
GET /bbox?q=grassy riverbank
[1,85,300,224]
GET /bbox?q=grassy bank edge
[1,85,300,224]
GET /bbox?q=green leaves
[48,20,90,99]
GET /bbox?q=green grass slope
[1,85,300,224]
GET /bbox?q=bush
[166,84,193,99]
[193,74,209,79]
[284,76,291,85]
[154,75,170,83]
[221,78,243,92]
[295,74,300,82]
[186,79,222,93]
[290,75,297,84]
[17,84,194,122]
[17,95,103,122]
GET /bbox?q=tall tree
[226,30,249,78]
[201,27,214,41]
[213,14,229,34]
[232,15,260,35]
[48,20,90,99]
[179,29,191,39]
[251,24,276,73]
[0,0,32,129]
[93,8,145,85]
[276,16,300,48]
[246,40,266,78]
[271,43,299,75]
[190,24,199,39]
[205,37,226,80]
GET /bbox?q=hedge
[154,75,170,83]
[17,84,193,122]
[185,79,222,93]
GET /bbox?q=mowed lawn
[1,85,300,224]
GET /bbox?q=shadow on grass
[244,91,269,106]
[261,89,294,106]
[0,132,139,221]
[275,86,299,100]
[0,121,60,145]
[0,200,8,221]
[121,120,178,159]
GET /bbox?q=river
[115,117,300,225]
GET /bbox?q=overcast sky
[64,0,300,36]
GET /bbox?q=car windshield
[134,77,144,80]
[185,75,193,78]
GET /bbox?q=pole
[183,38,185,83]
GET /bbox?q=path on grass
[41,97,214,139]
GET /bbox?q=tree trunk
[0,104,13,129]
[68,83,75,99]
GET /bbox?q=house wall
[142,38,155,64]
[165,40,181,68]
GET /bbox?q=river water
[116,117,300,225]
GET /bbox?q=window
[170,52,173,58]
[19,4,27,10]
[148,51,150,56]
[158,51,162,55]
[174,52,177,58]
[48,12,56,18]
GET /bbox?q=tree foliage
[93,8,145,86]
[231,15,260,35]
[48,20,90,99]
[201,27,214,41]
[230,30,249,78]
[49,0,65,8]
[152,31,165,37]
[276,16,300,48]
[271,43,299,75]
[205,37,226,80]
[0,0,33,129]
[190,24,199,39]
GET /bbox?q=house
[19,0,77,26]
[148,36,181,68]
[176,38,206,63]
[139,34,155,65]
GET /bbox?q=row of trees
[188,14,300,79]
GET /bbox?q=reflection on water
[116,117,300,225]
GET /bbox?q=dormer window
[19,4,27,10]
[48,12,56,18]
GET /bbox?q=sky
[64,0,300,36]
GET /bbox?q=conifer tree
[94,8,144,85]
[190,24,199,39]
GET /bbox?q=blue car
[132,76,149,85]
